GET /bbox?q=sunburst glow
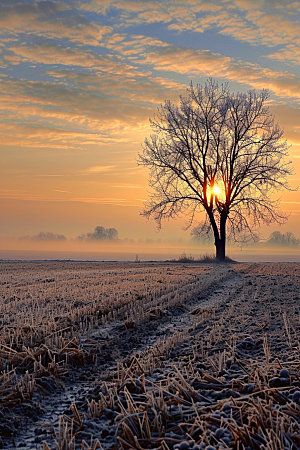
[212,185,220,196]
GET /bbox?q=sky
[1,0,300,257]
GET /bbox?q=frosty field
[0,261,300,450]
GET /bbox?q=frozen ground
[0,262,300,449]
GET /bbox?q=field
[0,261,300,450]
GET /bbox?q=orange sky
[0,0,300,258]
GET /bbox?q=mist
[1,235,300,263]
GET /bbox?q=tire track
[10,265,243,449]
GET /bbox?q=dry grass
[0,261,230,410]
[172,252,236,264]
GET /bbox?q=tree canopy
[77,226,119,241]
[139,79,294,260]
[267,231,299,247]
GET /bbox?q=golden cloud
[0,1,112,46]
[136,43,300,100]
[88,165,115,172]
[9,44,149,77]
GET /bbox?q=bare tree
[138,79,294,260]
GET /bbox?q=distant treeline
[191,228,300,248]
[18,227,300,247]
[19,226,119,242]
[19,232,67,242]
[266,231,300,247]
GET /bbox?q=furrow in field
[11,265,241,449]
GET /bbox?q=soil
[1,262,300,450]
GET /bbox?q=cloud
[77,0,113,14]
[80,0,172,24]
[0,188,135,205]
[0,41,190,149]
[88,165,115,172]
[0,73,155,148]
[44,69,183,104]
[113,184,142,189]
[71,197,130,205]
[3,0,298,65]
[242,10,300,47]
[20,231,67,241]
[0,1,300,181]
[0,122,131,150]
[136,43,300,100]
[9,43,148,77]
[78,0,300,69]
[154,3,300,57]
[0,1,112,46]
[268,45,300,65]
[104,33,169,55]
[193,3,223,12]
[2,43,300,155]
[0,189,29,199]
[139,45,230,76]
[269,105,300,144]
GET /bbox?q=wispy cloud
[71,197,130,205]
[88,165,115,173]
[0,189,132,206]
[113,184,143,189]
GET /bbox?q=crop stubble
[0,262,300,449]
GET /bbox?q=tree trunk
[216,211,227,261]
[215,238,225,261]
[207,209,227,261]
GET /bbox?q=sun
[212,185,220,196]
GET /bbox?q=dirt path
[9,265,240,449]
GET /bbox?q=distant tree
[267,231,300,247]
[106,227,119,241]
[20,232,67,241]
[87,226,107,240]
[77,226,119,241]
[285,231,300,247]
[191,225,214,244]
[139,79,294,260]
[267,231,283,245]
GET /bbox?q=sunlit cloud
[0,189,28,195]
[0,1,112,46]
[137,44,300,100]
[282,201,300,204]
[113,184,143,189]
[88,165,115,173]
[9,43,149,77]
[268,45,300,65]
[0,189,132,206]
[71,197,130,205]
